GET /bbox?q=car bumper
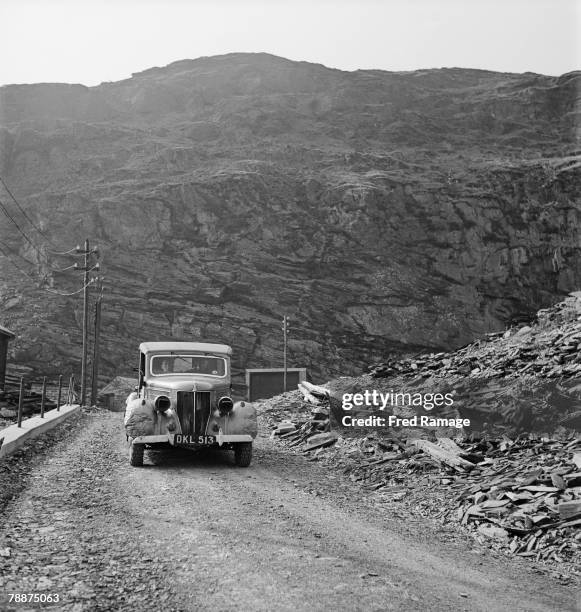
[131,433,254,446]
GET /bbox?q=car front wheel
[234,442,252,467]
[129,441,144,467]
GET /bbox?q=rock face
[0,53,579,391]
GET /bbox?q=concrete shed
[0,324,15,389]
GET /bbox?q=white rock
[477,524,509,540]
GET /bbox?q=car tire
[234,442,252,467]
[129,441,144,467]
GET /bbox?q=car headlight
[155,395,171,413]
[217,396,234,415]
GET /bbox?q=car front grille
[176,391,211,436]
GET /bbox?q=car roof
[139,341,232,355]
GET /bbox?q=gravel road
[0,411,578,611]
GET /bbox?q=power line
[0,243,37,282]
[51,246,84,256]
[0,238,99,295]
[52,262,100,273]
[0,175,55,246]
[0,176,81,258]
[0,248,96,296]
[0,196,93,276]
[0,196,42,253]
[52,263,79,273]
[43,277,96,297]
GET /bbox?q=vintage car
[124,341,257,467]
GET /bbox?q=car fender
[124,397,157,437]
[226,401,258,438]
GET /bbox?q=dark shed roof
[0,324,15,339]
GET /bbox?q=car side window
[138,352,146,387]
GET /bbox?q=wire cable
[0,243,37,281]
[0,197,90,273]
[52,263,78,273]
[43,277,95,297]
[52,248,96,257]
[0,176,80,256]
[51,246,82,256]
[0,242,97,296]
[0,196,42,252]
[0,175,54,245]
[0,218,76,278]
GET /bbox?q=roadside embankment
[0,404,81,459]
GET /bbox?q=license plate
[174,434,215,445]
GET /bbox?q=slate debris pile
[267,382,341,455]
[369,292,581,382]
[384,293,581,379]
[260,294,581,568]
[271,423,581,566]
[261,380,581,567]
[451,436,581,563]
[367,292,581,432]
[258,390,308,427]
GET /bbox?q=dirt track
[0,411,578,611]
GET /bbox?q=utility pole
[80,238,90,405]
[282,315,289,392]
[91,277,103,406]
[76,239,99,406]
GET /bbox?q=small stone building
[0,324,15,389]
[98,376,137,412]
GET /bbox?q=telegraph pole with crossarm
[90,276,104,406]
[282,315,290,392]
[76,239,99,405]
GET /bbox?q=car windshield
[151,355,226,377]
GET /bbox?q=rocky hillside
[259,292,581,440]
[352,291,581,433]
[0,53,579,388]
[257,295,581,572]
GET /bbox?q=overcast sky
[0,0,578,86]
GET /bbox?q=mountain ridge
[0,53,579,389]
